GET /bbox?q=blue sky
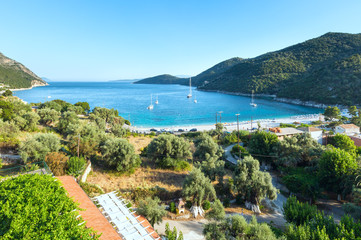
[1,0,361,81]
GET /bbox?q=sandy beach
[127,113,324,133]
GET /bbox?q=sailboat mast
[190,78,192,95]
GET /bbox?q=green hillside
[0,52,47,89]
[134,74,186,85]
[134,57,243,86]
[199,32,361,106]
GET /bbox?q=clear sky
[1,0,361,81]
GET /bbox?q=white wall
[310,131,323,144]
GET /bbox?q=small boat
[155,95,159,104]
[250,90,257,107]
[147,94,154,110]
[187,78,192,98]
[194,94,197,103]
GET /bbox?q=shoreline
[10,83,48,92]
[126,113,324,133]
[197,89,348,110]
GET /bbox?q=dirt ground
[87,158,188,193]
[127,135,153,154]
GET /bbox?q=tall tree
[182,168,216,207]
[323,106,341,122]
[248,131,279,163]
[234,156,277,208]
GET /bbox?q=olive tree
[147,134,191,170]
[136,197,166,226]
[182,168,216,210]
[38,108,60,126]
[205,199,225,221]
[19,133,61,163]
[234,156,277,212]
[100,137,140,173]
[273,133,324,167]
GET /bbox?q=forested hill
[134,57,243,86]
[134,74,186,85]
[199,32,361,106]
[0,52,47,89]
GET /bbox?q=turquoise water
[14,81,322,127]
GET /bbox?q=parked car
[189,128,197,132]
[178,129,185,132]
[150,128,157,132]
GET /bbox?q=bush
[170,202,176,213]
[223,198,230,208]
[283,196,317,225]
[67,156,86,177]
[45,152,69,176]
[202,200,211,210]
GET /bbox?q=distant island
[135,32,361,106]
[0,52,47,89]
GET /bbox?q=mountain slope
[0,52,47,89]
[199,32,361,105]
[134,74,186,84]
[134,57,243,86]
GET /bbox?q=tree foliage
[248,131,279,163]
[164,223,184,240]
[205,199,225,221]
[0,174,99,239]
[136,197,166,226]
[273,133,324,167]
[182,168,216,206]
[100,137,140,173]
[203,215,278,240]
[147,134,191,170]
[37,108,61,125]
[19,133,61,163]
[323,106,341,122]
[234,156,277,205]
[318,147,358,193]
[328,133,357,156]
[283,196,317,226]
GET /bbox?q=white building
[298,126,323,144]
[334,124,360,135]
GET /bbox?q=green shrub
[283,196,317,225]
[67,156,86,177]
[170,202,176,213]
[202,200,211,210]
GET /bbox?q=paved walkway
[155,220,206,240]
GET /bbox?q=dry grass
[87,157,188,193]
[127,135,153,154]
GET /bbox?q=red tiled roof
[57,176,121,240]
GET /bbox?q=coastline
[126,113,323,133]
[10,83,48,92]
[197,89,347,110]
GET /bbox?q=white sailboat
[147,94,154,110]
[250,90,257,107]
[155,95,159,104]
[194,93,197,103]
[187,78,192,98]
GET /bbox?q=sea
[14,81,323,127]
